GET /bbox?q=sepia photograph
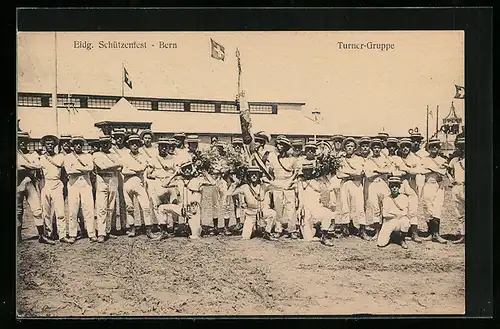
[16,30,465,316]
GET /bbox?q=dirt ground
[17,186,465,316]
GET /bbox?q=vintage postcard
[16,30,465,316]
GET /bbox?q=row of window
[18,95,276,114]
[28,141,93,153]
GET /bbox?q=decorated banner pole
[236,48,252,146]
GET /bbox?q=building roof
[18,98,329,139]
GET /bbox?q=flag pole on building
[436,105,439,136]
[121,63,124,97]
[53,32,59,136]
[426,105,429,143]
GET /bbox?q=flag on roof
[210,38,225,61]
[454,85,465,99]
[124,67,133,89]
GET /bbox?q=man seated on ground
[159,160,216,239]
[294,162,334,246]
[225,166,291,241]
[377,176,410,249]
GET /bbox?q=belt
[453,182,465,186]
[97,172,116,177]
[342,176,361,182]
[67,173,86,177]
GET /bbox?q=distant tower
[439,102,463,154]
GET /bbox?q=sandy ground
[17,185,465,316]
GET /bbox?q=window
[250,104,273,114]
[158,101,184,112]
[190,103,216,113]
[57,96,81,108]
[18,95,43,107]
[129,99,152,110]
[221,103,238,113]
[27,141,41,152]
[87,98,117,109]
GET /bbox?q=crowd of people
[17,128,465,249]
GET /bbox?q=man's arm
[93,153,121,171]
[77,154,95,172]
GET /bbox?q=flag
[454,85,465,99]
[210,38,225,61]
[124,67,133,89]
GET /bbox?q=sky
[17,31,464,136]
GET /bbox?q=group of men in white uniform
[17,128,465,249]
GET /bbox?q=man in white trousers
[266,136,298,239]
[92,136,123,243]
[39,135,67,243]
[64,135,96,243]
[448,137,465,244]
[390,138,423,243]
[336,137,368,239]
[327,135,345,234]
[409,131,427,198]
[420,138,448,244]
[377,176,410,249]
[121,134,161,240]
[363,138,392,241]
[17,131,52,244]
[146,138,180,238]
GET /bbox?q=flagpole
[426,105,429,143]
[121,62,124,97]
[436,105,439,136]
[53,32,59,136]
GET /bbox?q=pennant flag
[454,85,465,99]
[210,38,225,61]
[124,67,133,89]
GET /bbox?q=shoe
[320,231,334,247]
[263,231,278,241]
[233,222,244,232]
[146,225,162,240]
[189,235,200,240]
[410,224,422,243]
[311,237,321,242]
[271,232,281,239]
[328,222,336,234]
[453,235,465,244]
[108,234,118,239]
[127,226,136,237]
[60,237,76,244]
[223,227,232,236]
[359,225,370,241]
[289,232,299,240]
[97,235,106,243]
[432,218,447,244]
[421,220,434,241]
[341,224,350,237]
[370,223,381,241]
[89,236,98,243]
[38,235,56,245]
[400,232,408,249]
